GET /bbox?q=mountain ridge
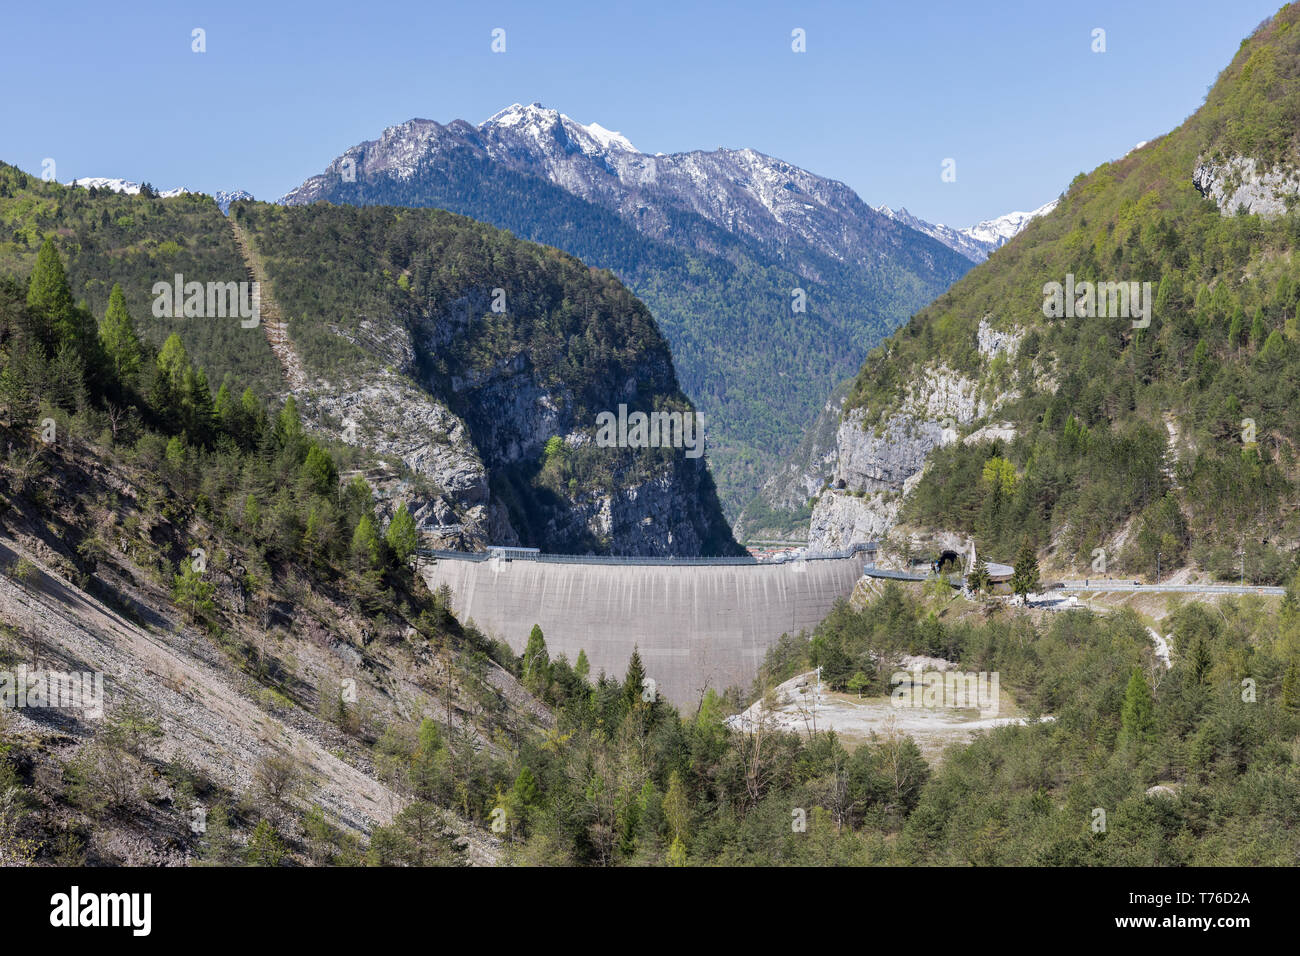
[279,102,975,517]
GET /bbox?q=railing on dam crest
[418,541,878,567]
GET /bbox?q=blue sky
[0,0,1284,226]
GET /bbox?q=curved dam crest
[422,551,870,708]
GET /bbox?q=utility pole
[1156,551,1161,585]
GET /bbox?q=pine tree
[302,506,324,567]
[98,283,142,382]
[275,395,304,451]
[575,648,590,682]
[385,503,418,564]
[214,379,235,430]
[239,387,265,444]
[1010,541,1040,599]
[1119,667,1155,748]
[1251,307,1267,347]
[350,514,381,569]
[245,819,285,866]
[173,562,215,623]
[301,444,338,496]
[1186,638,1212,687]
[1281,658,1300,711]
[522,624,550,697]
[624,646,647,709]
[185,366,216,439]
[26,239,76,352]
[510,765,538,835]
[967,555,991,594]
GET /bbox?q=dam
[420,545,873,708]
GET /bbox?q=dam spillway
[421,548,872,708]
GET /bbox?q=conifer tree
[1186,637,1213,687]
[186,366,216,438]
[26,239,77,352]
[1119,667,1155,748]
[275,395,304,451]
[350,513,381,569]
[624,646,647,709]
[522,624,550,696]
[1010,541,1040,599]
[98,283,142,382]
[1283,658,1300,711]
[301,444,338,497]
[1251,307,1267,347]
[385,503,418,564]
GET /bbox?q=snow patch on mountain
[483,102,638,156]
[67,177,190,199]
[213,189,254,214]
[877,200,1059,262]
[67,178,252,213]
[282,102,970,276]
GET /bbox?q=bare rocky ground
[0,435,537,866]
[727,668,1048,763]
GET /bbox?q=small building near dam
[420,546,874,709]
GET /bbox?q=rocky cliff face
[234,200,739,557]
[1192,156,1300,217]
[806,317,1029,553]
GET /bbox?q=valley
[3,0,1300,882]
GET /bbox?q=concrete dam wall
[421,553,868,708]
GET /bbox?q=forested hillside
[231,199,739,555]
[838,7,1300,582]
[0,239,536,864]
[0,164,738,556]
[0,164,282,396]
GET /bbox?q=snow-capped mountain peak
[67,177,190,199]
[875,199,1058,262]
[962,200,1059,246]
[482,102,639,154]
[282,102,974,274]
[579,120,637,154]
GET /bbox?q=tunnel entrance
[933,549,963,575]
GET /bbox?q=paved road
[863,565,1285,597]
[1055,581,1284,596]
